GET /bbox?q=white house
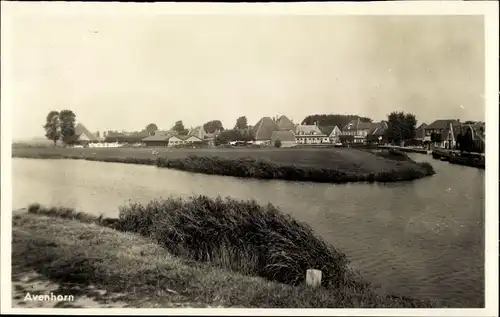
[295,123,330,145]
[167,135,203,147]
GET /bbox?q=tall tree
[43,111,60,146]
[172,121,189,135]
[145,123,158,135]
[173,120,185,133]
[385,111,417,144]
[59,110,77,144]
[203,120,225,134]
[235,116,248,130]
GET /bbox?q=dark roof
[454,123,485,143]
[343,119,385,131]
[318,125,335,135]
[415,123,428,139]
[253,117,278,140]
[270,130,296,142]
[295,124,326,136]
[142,131,174,142]
[276,115,295,131]
[170,135,202,141]
[426,119,459,130]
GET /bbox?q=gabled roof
[270,130,296,142]
[367,122,388,136]
[74,123,98,141]
[170,134,202,141]
[415,123,428,139]
[425,119,459,130]
[188,126,207,139]
[276,115,295,131]
[253,117,279,140]
[318,125,342,136]
[453,123,485,143]
[142,131,174,142]
[295,124,326,136]
[318,125,335,136]
[343,119,378,131]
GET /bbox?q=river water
[12,154,485,307]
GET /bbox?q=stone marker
[306,269,322,288]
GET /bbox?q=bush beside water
[28,198,364,289]
[15,204,438,308]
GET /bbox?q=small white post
[306,269,322,288]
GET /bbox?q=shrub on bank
[27,198,366,290]
[13,210,438,308]
[156,155,435,183]
[373,149,411,162]
[117,196,368,290]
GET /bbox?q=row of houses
[250,116,390,147]
[413,119,485,151]
[251,115,485,150]
[70,117,485,150]
[68,122,218,148]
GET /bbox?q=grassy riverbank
[12,147,435,183]
[12,197,439,308]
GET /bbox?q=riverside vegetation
[12,197,439,308]
[12,147,435,183]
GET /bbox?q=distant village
[70,115,485,152]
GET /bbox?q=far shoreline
[11,146,436,184]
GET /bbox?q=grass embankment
[12,147,435,183]
[13,198,438,308]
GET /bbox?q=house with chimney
[341,119,388,144]
[142,131,175,147]
[423,119,460,149]
[252,115,297,146]
[295,122,330,145]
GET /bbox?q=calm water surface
[12,154,485,307]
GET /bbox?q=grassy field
[12,146,435,183]
[12,198,440,308]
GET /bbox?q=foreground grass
[18,199,439,308]
[12,146,435,184]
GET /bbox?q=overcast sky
[5,12,484,140]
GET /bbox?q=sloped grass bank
[156,155,434,183]
[12,147,435,184]
[21,198,439,308]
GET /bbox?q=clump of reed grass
[117,196,368,290]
